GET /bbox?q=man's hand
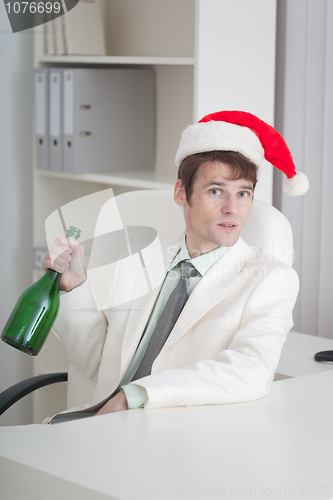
[42,236,86,292]
[95,390,128,416]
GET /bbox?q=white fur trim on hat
[175,121,265,167]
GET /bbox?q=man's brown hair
[177,150,258,203]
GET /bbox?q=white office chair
[0,189,294,417]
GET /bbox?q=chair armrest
[0,372,68,415]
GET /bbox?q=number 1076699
[5,1,62,15]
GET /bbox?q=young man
[44,111,309,422]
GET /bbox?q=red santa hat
[175,110,309,196]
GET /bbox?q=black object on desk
[314,351,333,362]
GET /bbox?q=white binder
[63,69,75,171]
[34,69,49,171]
[49,69,63,172]
[62,68,155,174]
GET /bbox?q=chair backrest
[111,189,186,241]
[242,196,294,266]
[113,189,293,265]
[67,189,294,409]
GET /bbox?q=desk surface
[1,370,333,500]
[277,331,333,378]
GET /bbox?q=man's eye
[239,191,248,197]
[210,189,220,195]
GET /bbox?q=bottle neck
[46,269,62,283]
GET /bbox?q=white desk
[276,331,333,378]
[1,370,333,500]
[1,331,333,500]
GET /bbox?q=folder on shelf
[34,69,49,171]
[62,68,155,175]
[62,0,106,55]
[49,69,63,172]
[63,69,75,172]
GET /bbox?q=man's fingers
[53,237,83,260]
[42,254,70,273]
[42,237,84,275]
[42,257,68,274]
[48,246,71,262]
[54,236,80,250]
[54,236,74,253]
[42,248,72,273]
[50,249,71,266]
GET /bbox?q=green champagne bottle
[1,226,81,356]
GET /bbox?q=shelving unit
[37,169,176,190]
[39,55,195,66]
[32,0,277,423]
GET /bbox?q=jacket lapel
[119,237,182,377]
[161,237,254,351]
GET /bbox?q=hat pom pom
[283,171,309,196]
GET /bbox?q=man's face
[174,161,254,257]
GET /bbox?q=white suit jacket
[53,236,299,410]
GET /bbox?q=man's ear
[174,179,187,207]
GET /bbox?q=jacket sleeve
[132,265,299,409]
[52,278,108,382]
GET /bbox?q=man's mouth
[218,223,237,230]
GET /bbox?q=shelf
[36,169,177,190]
[39,55,195,66]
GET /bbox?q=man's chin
[213,226,241,247]
[212,232,240,248]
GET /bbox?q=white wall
[0,4,34,425]
[195,0,277,204]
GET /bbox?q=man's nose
[221,196,238,214]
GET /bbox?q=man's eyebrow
[239,184,254,192]
[203,180,254,191]
[203,180,227,188]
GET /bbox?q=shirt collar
[169,233,230,277]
